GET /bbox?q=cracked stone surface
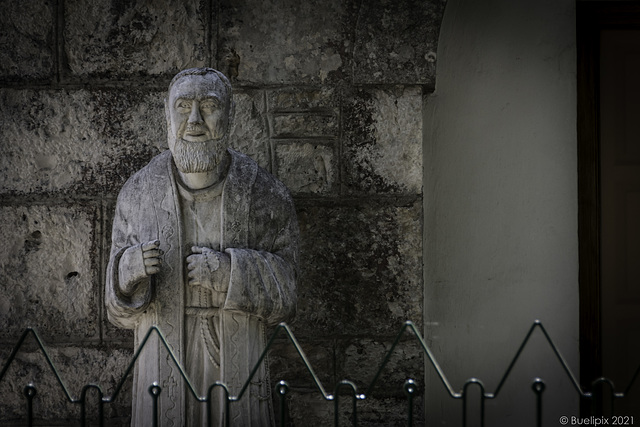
[0,205,99,341]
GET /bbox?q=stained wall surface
[0,0,443,424]
[424,0,579,424]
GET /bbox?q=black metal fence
[1,321,639,426]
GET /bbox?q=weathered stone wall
[0,0,445,424]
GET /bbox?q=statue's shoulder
[119,150,172,194]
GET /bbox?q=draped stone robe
[105,149,299,426]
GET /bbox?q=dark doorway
[578,1,640,416]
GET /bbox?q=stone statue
[105,68,299,426]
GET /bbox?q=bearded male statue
[105,68,299,426]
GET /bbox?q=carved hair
[168,67,232,96]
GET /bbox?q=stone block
[352,0,444,86]
[0,88,166,197]
[350,396,425,427]
[342,86,423,194]
[275,142,337,195]
[294,200,423,338]
[268,336,335,392]
[271,114,339,138]
[279,392,424,427]
[219,0,350,85]
[229,89,270,171]
[0,345,132,424]
[0,205,99,342]
[278,392,335,426]
[90,89,167,196]
[0,0,55,81]
[267,87,338,112]
[336,338,424,398]
[64,0,206,78]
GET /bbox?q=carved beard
[169,134,228,173]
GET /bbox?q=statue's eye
[200,100,219,113]
[176,100,192,112]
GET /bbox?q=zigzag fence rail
[1,320,639,426]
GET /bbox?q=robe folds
[105,149,299,426]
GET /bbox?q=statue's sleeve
[105,184,153,330]
[223,193,299,326]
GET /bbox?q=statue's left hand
[186,246,231,292]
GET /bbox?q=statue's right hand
[119,240,163,295]
[141,240,163,275]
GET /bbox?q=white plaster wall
[423,0,579,424]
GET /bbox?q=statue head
[165,68,234,174]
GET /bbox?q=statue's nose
[188,101,203,124]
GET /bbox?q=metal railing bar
[490,321,538,398]
[80,384,104,427]
[235,322,331,402]
[2,320,640,424]
[532,378,545,427]
[365,321,460,399]
[591,378,620,416]
[491,321,585,398]
[623,361,640,396]
[1,328,78,403]
[333,380,359,427]
[462,379,485,427]
[276,381,289,427]
[536,321,585,396]
[108,326,202,404]
[23,385,36,427]
[407,321,461,398]
[403,379,417,427]
[363,320,412,397]
[205,382,230,427]
[149,383,161,427]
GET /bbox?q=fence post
[462,379,485,427]
[592,378,616,416]
[80,384,104,427]
[276,381,290,427]
[23,384,36,427]
[149,383,162,427]
[334,380,359,427]
[532,378,546,427]
[404,379,417,427]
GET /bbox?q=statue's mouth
[183,131,210,142]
